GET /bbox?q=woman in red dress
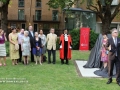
[59,29,72,65]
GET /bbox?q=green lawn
[0,50,119,90]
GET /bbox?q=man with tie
[106,28,120,86]
[28,25,35,62]
[46,28,57,64]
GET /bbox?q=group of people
[100,28,120,86]
[0,26,72,66]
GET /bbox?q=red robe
[59,34,72,60]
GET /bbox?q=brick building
[3,0,64,35]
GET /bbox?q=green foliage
[47,0,79,9]
[56,37,60,50]
[0,0,8,3]
[5,41,9,56]
[69,29,99,50]
[89,30,99,50]
[70,29,80,50]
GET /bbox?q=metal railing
[33,15,61,21]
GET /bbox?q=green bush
[56,37,60,50]
[5,41,9,56]
[69,29,80,50]
[89,30,99,50]
[69,29,99,50]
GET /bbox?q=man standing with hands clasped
[106,28,120,86]
[46,28,57,64]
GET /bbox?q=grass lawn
[0,50,119,90]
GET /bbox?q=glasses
[114,32,118,33]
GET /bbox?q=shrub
[69,29,80,50]
[89,30,99,50]
[56,37,60,50]
[69,29,99,50]
[5,41,9,56]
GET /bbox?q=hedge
[69,29,99,50]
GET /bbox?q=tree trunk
[101,10,111,34]
[1,4,8,32]
[102,19,111,34]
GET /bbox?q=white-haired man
[106,28,120,86]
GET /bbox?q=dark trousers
[19,44,22,62]
[61,41,68,64]
[31,48,34,62]
[48,48,56,64]
[108,56,120,82]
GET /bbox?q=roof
[63,7,95,13]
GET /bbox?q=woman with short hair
[21,31,31,65]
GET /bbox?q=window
[53,24,59,29]
[43,24,49,29]
[10,23,17,28]
[100,0,119,6]
[18,9,24,20]
[34,24,38,32]
[52,10,58,21]
[36,0,41,7]
[18,0,24,7]
[35,10,41,20]
[21,23,26,29]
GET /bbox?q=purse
[15,44,19,50]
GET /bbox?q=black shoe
[117,82,120,86]
[106,80,112,84]
[61,61,64,65]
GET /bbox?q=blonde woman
[21,31,31,65]
[0,28,7,66]
[9,27,19,65]
[101,34,108,68]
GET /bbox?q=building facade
[4,0,64,35]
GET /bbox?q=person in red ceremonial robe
[59,29,72,65]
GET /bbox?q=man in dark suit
[106,28,120,86]
[28,25,35,62]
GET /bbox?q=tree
[0,0,10,32]
[47,0,120,34]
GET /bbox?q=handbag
[36,48,41,56]
[15,44,19,50]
